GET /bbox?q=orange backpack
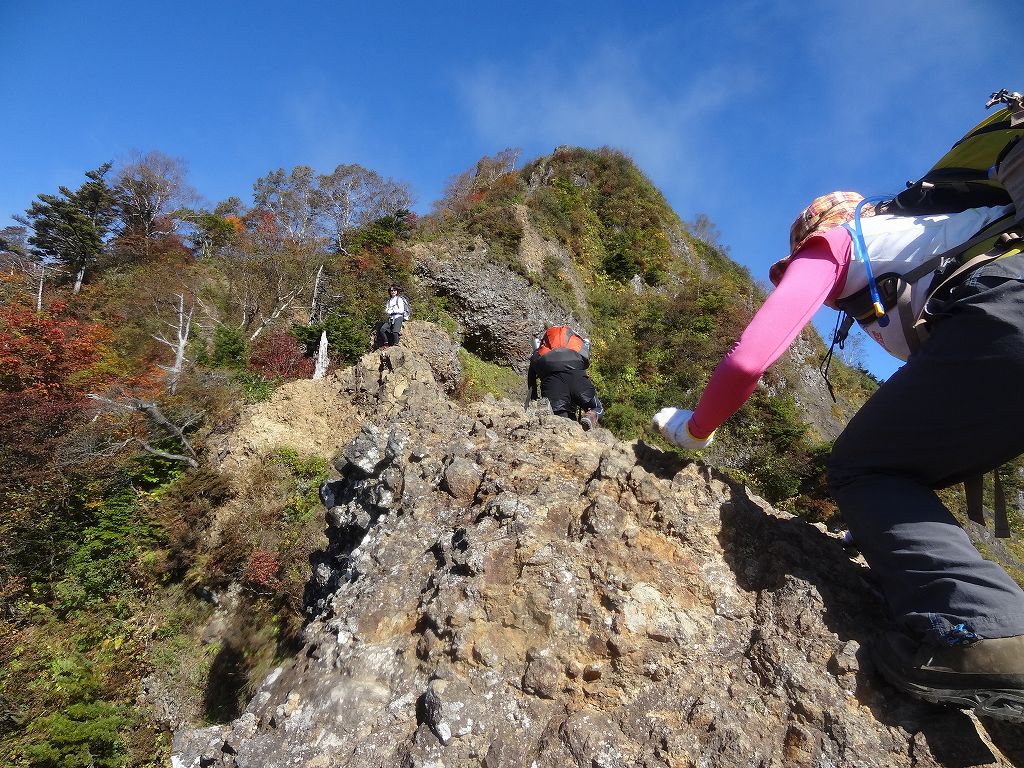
[537,326,585,356]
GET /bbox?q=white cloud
[458,44,760,205]
[454,1,1011,281]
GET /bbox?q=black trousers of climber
[539,369,604,419]
[376,316,404,347]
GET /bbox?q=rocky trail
[173,337,1024,768]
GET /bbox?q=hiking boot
[871,631,1024,722]
[580,409,599,431]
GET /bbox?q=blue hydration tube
[850,196,893,328]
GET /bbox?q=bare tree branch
[86,394,200,459]
[87,436,199,468]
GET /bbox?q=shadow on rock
[915,710,1019,767]
[716,478,1024,762]
[979,718,1024,764]
[631,439,691,480]
[203,643,251,723]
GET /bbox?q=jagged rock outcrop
[411,237,586,371]
[389,320,464,396]
[776,330,850,442]
[173,347,1024,768]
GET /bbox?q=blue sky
[1,0,1014,379]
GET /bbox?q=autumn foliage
[0,301,113,397]
[249,331,315,379]
[241,548,281,590]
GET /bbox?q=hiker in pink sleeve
[653,190,1024,722]
[683,225,852,440]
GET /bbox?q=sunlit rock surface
[173,347,1024,768]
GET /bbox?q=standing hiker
[654,173,1024,721]
[527,323,604,430]
[378,284,410,347]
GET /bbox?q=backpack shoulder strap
[965,471,1012,538]
[903,212,1020,286]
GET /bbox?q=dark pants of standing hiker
[828,252,1024,645]
[377,316,403,347]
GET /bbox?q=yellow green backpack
[883,88,1024,217]
[835,89,1024,344]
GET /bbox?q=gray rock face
[412,238,585,371]
[173,348,1024,768]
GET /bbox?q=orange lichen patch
[358,607,419,642]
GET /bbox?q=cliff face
[173,342,1024,768]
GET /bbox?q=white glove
[652,407,715,451]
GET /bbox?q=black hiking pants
[828,251,1024,644]
[376,316,404,347]
[541,370,604,420]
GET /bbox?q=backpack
[884,88,1024,217]
[536,325,590,362]
[829,89,1024,537]
[834,88,1024,349]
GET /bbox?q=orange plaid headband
[769,191,873,285]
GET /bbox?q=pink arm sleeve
[688,231,850,437]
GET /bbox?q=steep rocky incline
[173,345,1024,767]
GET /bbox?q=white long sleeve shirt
[386,295,410,319]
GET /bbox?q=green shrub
[210,325,248,368]
[273,448,329,524]
[467,205,524,269]
[415,294,459,338]
[292,312,368,365]
[523,148,674,284]
[601,241,642,282]
[21,702,128,768]
[345,211,412,252]
[46,486,159,614]
[233,370,275,404]
[457,349,523,403]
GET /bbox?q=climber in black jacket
[526,324,604,430]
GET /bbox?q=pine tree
[19,164,116,293]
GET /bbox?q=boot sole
[875,650,1024,722]
[886,675,1024,722]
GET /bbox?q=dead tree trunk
[154,294,194,394]
[309,264,324,325]
[36,264,44,311]
[313,330,329,379]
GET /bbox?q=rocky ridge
[173,342,1024,767]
